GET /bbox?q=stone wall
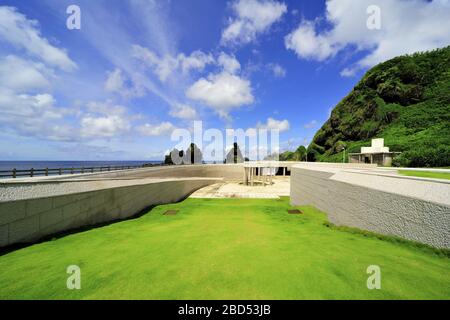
[290,165,450,249]
[0,178,219,247]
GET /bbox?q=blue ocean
[0,161,161,172]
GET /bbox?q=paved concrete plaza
[190,177,290,199]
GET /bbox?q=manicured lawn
[398,170,450,180]
[0,198,449,299]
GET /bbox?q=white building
[348,138,400,166]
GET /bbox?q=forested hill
[307,46,450,167]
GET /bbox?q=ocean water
[0,161,161,172]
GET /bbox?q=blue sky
[0,0,448,160]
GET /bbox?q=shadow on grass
[0,191,201,256]
[0,202,160,257]
[0,203,159,257]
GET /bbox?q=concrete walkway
[190,177,290,199]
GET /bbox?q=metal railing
[0,163,163,179]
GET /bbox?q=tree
[306,143,323,162]
[295,146,307,161]
[335,141,348,163]
[276,146,307,161]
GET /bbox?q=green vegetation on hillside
[278,145,307,161]
[398,170,450,180]
[306,46,450,167]
[1,198,449,299]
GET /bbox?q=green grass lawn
[0,197,449,300]
[398,170,450,180]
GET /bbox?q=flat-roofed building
[348,138,400,166]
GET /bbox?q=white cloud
[137,122,176,136]
[221,0,287,45]
[169,103,197,120]
[85,101,128,117]
[179,51,215,74]
[0,8,82,142]
[131,45,175,82]
[34,93,56,109]
[285,21,336,61]
[80,101,132,138]
[303,120,318,129]
[0,5,177,145]
[104,68,145,98]
[280,137,309,152]
[0,89,76,141]
[0,6,77,71]
[0,89,140,141]
[132,45,214,82]
[0,55,51,91]
[81,115,131,138]
[105,68,125,93]
[0,91,62,120]
[340,68,356,78]
[217,52,241,74]
[267,63,286,78]
[257,117,290,132]
[186,72,254,118]
[285,0,450,75]
[130,45,253,122]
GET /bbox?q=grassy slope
[307,46,450,167]
[0,198,449,300]
[398,170,450,180]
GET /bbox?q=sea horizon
[0,160,163,172]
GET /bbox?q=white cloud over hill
[285,0,450,75]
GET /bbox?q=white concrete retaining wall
[290,165,450,249]
[45,164,245,182]
[0,178,219,247]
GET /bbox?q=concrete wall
[52,164,245,181]
[0,178,219,247]
[290,165,450,249]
